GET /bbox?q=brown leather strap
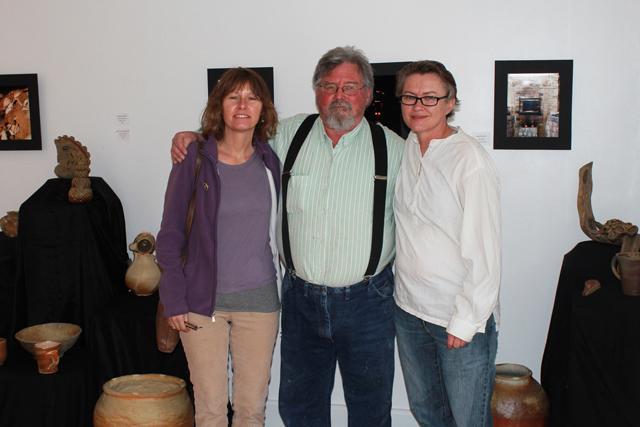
[182,139,203,261]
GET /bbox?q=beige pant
[180,310,279,427]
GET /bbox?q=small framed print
[494,60,573,150]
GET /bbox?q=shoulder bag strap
[182,138,204,261]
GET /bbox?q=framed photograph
[365,61,410,139]
[207,67,274,102]
[0,74,42,151]
[493,60,573,150]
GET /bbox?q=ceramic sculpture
[125,232,162,296]
[54,135,93,203]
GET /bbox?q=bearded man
[172,46,403,426]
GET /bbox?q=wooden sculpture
[578,162,640,296]
[577,162,640,253]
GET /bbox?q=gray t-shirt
[215,152,279,312]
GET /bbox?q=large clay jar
[491,363,549,427]
[94,374,194,427]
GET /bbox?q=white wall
[2,1,639,425]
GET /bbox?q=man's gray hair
[312,46,374,88]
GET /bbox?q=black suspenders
[281,114,388,280]
[281,114,318,273]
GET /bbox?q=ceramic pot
[125,233,161,296]
[34,340,60,374]
[491,363,549,427]
[0,337,6,366]
[94,374,193,427]
[611,252,640,296]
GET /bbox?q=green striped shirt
[271,114,404,286]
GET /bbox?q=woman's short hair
[396,60,461,119]
[201,68,278,142]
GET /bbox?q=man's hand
[168,313,190,333]
[171,131,200,164]
[447,333,469,349]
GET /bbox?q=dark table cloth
[541,241,640,427]
[12,177,129,337]
[0,177,194,426]
[0,345,93,427]
[0,233,17,338]
[88,291,190,395]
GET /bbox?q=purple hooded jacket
[156,137,281,318]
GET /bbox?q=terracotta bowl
[15,323,82,357]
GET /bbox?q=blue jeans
[279,266,395,427]
[394,304,498,427]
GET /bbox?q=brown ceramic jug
[491,363,549,427]
[125,233,161,296]
[94,374,194,427]
[611,252,640,296]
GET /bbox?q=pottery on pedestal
[125,232,161,296]
[491,363,549,427]
[0,337,6,366]
[94,374,193,427]
[611,252,640,296]
[34,340,60,374]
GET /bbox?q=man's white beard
[325,100,357,132]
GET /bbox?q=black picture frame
[365,61,410,139]
[207,67,274,102]
[493,60,572,150]
[0,74,42,151]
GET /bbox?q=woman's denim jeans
[394,304,498,427]
[279,266,395,427]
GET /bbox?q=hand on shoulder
[171,131,202,164]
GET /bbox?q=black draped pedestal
[0,177,191,426]
[0,233,17,338]
[541,241,640,427]
[0,177,129,427]
[88,292,190,398]
[13,177,129,335]
[0,346,92,427]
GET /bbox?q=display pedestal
[0,233,17,338]
[0,346,93,427]
[13,177,128,334]
[541,241,640,427]
[0,177,191,426]
[88,292,190,395]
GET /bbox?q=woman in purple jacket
[156,68,281,427]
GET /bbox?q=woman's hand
[171,131,201,163]
[447,333,469,349]
[168,313,190,333]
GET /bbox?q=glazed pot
[491,363,549,427]
[94,374,193,427]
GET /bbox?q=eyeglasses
[317,83,365,96]
[398,94,449,106]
